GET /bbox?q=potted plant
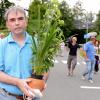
[28,3,64,94]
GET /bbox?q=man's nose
[15,19,19,25]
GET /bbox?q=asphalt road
[41,47,100,100]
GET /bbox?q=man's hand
[16,78,35,98]
[41,83,47,95]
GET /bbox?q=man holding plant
[0,6,47,100]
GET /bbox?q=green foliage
[96,33,100,40]
[0,29,8,36]
[94,11,100,40]
[95,11,100,33]
[0,0,14,29]
[30,1,64,75]
[59,1,74,39]
[27,0,48,34]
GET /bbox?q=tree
[59,1,74,39]
[73,1,85,30]
[27,0,63,35]
[73,1,84,20]
[95,11,100,40]
[0,0,14,29]
[27,0,48,34]
[95,11,100,33]
[73,1,94,32]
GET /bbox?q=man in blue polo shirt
[0,6,46,100]
[82,36,96,83]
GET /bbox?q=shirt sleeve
[0,40,5,71]
[84,43,88,51]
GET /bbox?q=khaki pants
[67,55,77,70]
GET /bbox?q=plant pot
[28,74,45,91]
[31,74,43,79]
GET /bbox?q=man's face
[91,38,96,43]
[6,11,27,35]
[72,37,77,43]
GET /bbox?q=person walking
[0,6,47,100]
[67,36,82,76]
[59,41,65,57]
[82,36,96,83]
[94,40,99,73]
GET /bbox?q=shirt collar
[7,32,32,44]
[89,41,94,45]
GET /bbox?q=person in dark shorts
[94,55,99,73]
[67,37,82,76]
[94,40,99,73]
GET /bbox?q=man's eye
[18,17,24,20]
[8,17,24,22]
[9,18,15,22]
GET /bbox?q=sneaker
[88,79,94,83]
[70,72,73,76]
[81,76,85,80]
[94,71,97,74]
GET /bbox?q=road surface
[41,47,100,100]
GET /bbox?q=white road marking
[82,61,86,64]
[77,62,80,65]
[61,60,67,64]
[53,59,59,63]
[80,86,100,89]
[54,59,86,66]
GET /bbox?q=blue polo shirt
[84,41,96,61]
[0,32,33,95]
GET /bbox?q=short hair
[90,36,96,39]
[72,37,77,41]
[4,6,27,21]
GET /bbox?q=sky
[8,0,100,13]
[65,0,100,13]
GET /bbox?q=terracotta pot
[28,78,45,91]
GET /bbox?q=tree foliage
[73,1,85,20]
[73,1,95,32]
[95,11,100,33]
[27,0,48,34]
[95,11,100,40]
[59,1,74,39]
[27,0,63,35]
[0,0,14,29]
